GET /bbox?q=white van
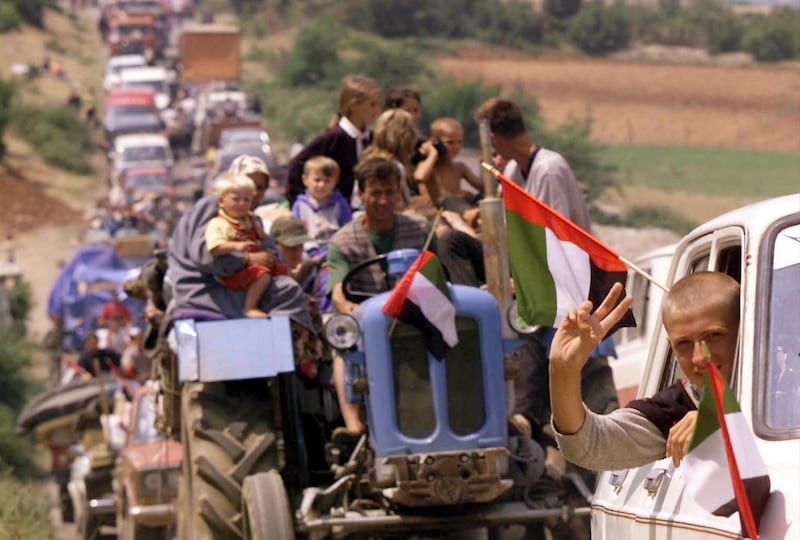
[110,133,174,183]
[118,65,173,110]
[592,194,800,539]
[103,54,147,92]
[611,243,675,406]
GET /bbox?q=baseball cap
[229,155,270,178]
[270,216,310,247]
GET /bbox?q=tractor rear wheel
[177,381,278,539]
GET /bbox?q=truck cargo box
[179,24,240,82]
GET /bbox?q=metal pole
[477,119,513,339]
[477,119,516,417]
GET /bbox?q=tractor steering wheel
[341,254,389,304]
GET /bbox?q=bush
[278,20,343,88]
[545,0,582,19]
[742,11,797,62]
[0,326,32,412]
[681,0,742,54]
[0,470,54,538]
[7,280,32,336]
[417,75,501,146]
[345,0,471,38]
[472,0,544,50]
[5,0,53,28]
[568,1,632,55]
[0,3,22,33]
[0,77,14,160]
[11,105,95,174]
[537,115,616,203]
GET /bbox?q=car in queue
[118,166,173,202]
[110,133,174,183]
[592,193,800,539]
[118,65,174,110]
[103,54,147,92]
[103,87,164,145]
[114,385,181,539]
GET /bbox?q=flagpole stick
[422,208,443,253]
[618,255,670,293]
[388,209,445,338]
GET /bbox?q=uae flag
[683,362,771,539]
[499,174,636,331]
[382,250,458,359]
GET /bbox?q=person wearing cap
[166,154,324,376]
[271,216,331,313]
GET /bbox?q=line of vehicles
[17,2,800,537]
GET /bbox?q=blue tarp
[47,243,145,349]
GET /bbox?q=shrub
[0,326,32,412]
[568,1,632,55]
[545,0,582,19]
[0,77,14,160]
[13,0,53,28]
[11,105,95,174]
[0,470,54,537]
[345,0,470,38]
[472,0,544,50]
[742,11,797,62]
[681,0,742,54]
[0,3,22,33]
[7,280,32,336]
[537,115,616,203]
[278,20,342,88]
[417,75,501,147]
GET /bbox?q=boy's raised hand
[550,282,633,374]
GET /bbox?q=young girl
[362,108,420,208]
[204,173,273,318]
[286,75,381,207]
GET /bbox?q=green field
[601,144,800,197]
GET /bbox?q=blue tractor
[161,248,592,539]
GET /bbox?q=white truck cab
[592,194,800,539]
[118,65,173,110]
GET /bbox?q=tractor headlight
[323,314,360,350]
[507,301,539,336]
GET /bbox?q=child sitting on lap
[205,172,273,318]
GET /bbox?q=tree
[568,1,632,55]
[0,77,15,160]
[545,0,582,19]
[742,11,797,62]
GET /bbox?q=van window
[763,223,800,432]
[659,236,743,392]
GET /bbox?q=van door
[593,227,747,539]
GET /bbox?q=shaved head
[662,271,740,330]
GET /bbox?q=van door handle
[643,467,668,496]
[608,469,628,492]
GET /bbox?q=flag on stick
[496,171,636,331]
[382,250,458,359]
[683,355,771,539]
